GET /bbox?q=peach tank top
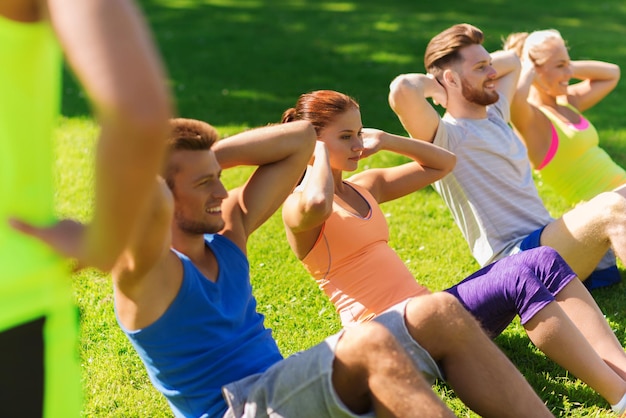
[301,182,429,326]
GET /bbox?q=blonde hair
[503,29,565,65]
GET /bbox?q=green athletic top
[0,15,68,330]
[537,103,626,205]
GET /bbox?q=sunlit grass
[57,0,626,416]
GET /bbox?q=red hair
[281,90,359,134]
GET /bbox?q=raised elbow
[302,192,333,219]
[389,75,411,105]
[612,64,621,83]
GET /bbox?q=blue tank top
[119,234,283,417]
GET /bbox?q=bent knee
[409,292,464,314]
[519,247,569,273]
[338,322,397,358]
[406,292,472,328]
[405,293,485,353]
[589,191,626,222]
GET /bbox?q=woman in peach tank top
[281,90,626,412]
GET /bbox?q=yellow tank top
[537,104,626,204]
[0,15,68,329]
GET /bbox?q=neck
[332,169,345,190]
[172,230,220,282]
[529,85,558,108]
[447,97,488,119]
[171,229,208,262]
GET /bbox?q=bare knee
[590,192,626,224]
[336,322,398,365]
[406,292,472,330]
[405,293,485,356]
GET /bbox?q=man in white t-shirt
[388,23,626,290]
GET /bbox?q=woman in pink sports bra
[280,89,626,414]
[504,29,626,205]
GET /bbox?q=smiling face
[457,44,499,106]
[317,107,364,171]
[533,39,572,97]
[169,149,229,235]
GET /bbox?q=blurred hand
[9,218,89,271]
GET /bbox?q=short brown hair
[424,24,484,80]
[167,118,219,152]
[164,118,220,189]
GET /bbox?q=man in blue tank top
[112,117,551,417]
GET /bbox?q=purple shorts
[444,247,577,338]
[520,225,621,290]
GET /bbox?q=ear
[442,69,460,88]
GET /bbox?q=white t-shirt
[432,95,553,266]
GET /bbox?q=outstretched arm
[567,60,620,112]
[214,121,316,251]
[388,73,444,143]
[350,129,455,204]
[45,0,172,271]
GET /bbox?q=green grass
[55,0,626,416]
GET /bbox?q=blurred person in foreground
[1,0,172,416]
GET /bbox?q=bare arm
[350,129,456,204]
[388,73,444,143]
[491,50,522,105]
[9,0,172,271]
[282,141,334,259]
[112,179,183,331]
[567,60,620,111]
[509,58,553,167]
[510,58,537,130]
[49,0,172,271]
[282,141,334,233]
[213,121,316,251]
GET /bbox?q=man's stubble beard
[461,77,499,106]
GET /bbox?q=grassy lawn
[56,0,626,416]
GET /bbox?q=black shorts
[0,317,45,417]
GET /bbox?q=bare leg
[556,280,626,379]
[523,292,626,405]
[542,191,626,279]
[404,292,552,418]
[333,321,455,418]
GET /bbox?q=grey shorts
[221,299,441,418]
